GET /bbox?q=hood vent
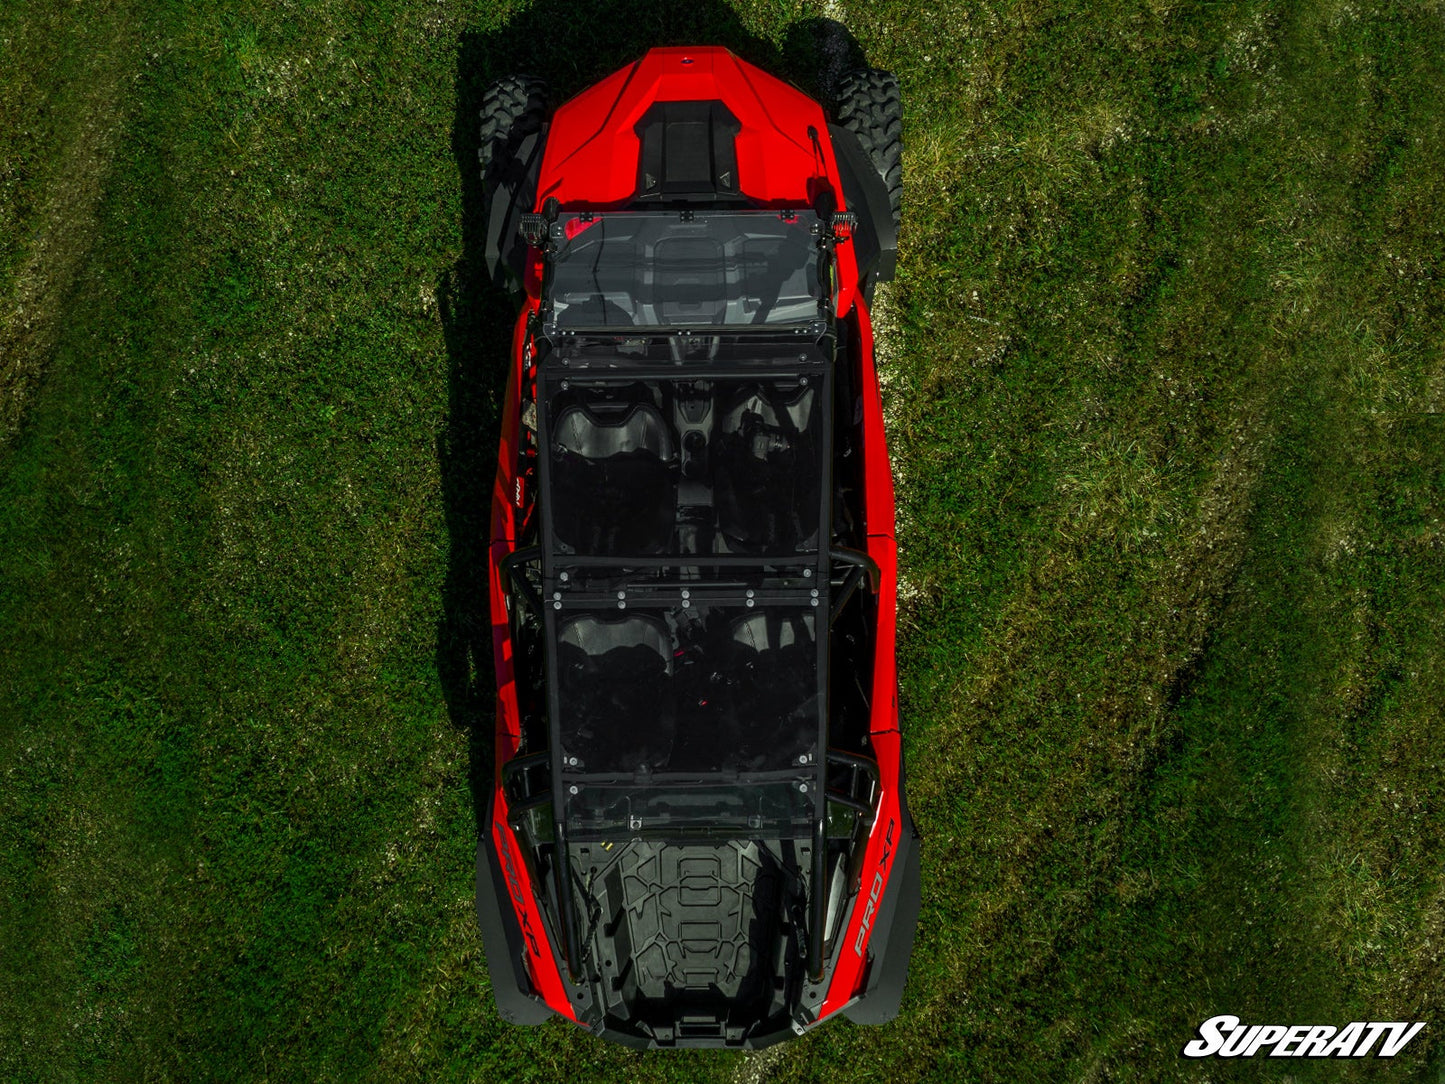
[634,100,742,203]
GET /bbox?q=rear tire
[832,68,902,232]
[479,75,549,194]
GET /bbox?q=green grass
[2,0,1442,1081]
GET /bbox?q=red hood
[536,46,839,210]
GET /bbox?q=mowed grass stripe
[0,0,147,438]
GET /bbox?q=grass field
[2,0,1443,1080]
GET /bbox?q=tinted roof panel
[542,373,824,559]
[554,603,820,777]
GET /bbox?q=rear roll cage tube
[501,750,549,787]
[808,359,835,983]
[544,553,819,569]
[825,748,881,818]
[549,591,815,609]
[539,357,830,379]
[501,757,553,833]
[499,545,544,615]
[506,792,552,830]
[827,546,881,623]
[531,378,587,984]
[826,747,882,777]
[829,546,881,586]
[823,790,871,816]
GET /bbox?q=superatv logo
[1183,1016,1426,1058]
[853,818,896,957]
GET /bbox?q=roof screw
[798,753,809,764]
[680,588,690,599]
[553,601,562,610]
[799,782,809,793]
[745,589,755,598]
[618,600,627,609]
[681,599,690,609]
[553,591,562,600]
[799,375,809,386]
[746,598,755,608]
[560,379,570,390]
[616,590,626,599]
[559,571,569,582]
[810,598,819,607]
[803,568,813,578]
[810,588,819,598]
[569,785,579,795]
[568,756,579,766]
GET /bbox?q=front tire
[479,75,550,196]
[479,74,550,291]
[832,68,902,232]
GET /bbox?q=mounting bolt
[568,785,579,795]
[810,588,819,598]
[559,571,569,582]
[799,783,809,793]
[553,591,562,600]
[553,601,562,610]
[803,568,813,578]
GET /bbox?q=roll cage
[498,204,882,992]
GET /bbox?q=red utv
[473,45,919,1048]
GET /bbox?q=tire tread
[832,68,903,229]
[479,74,550,191]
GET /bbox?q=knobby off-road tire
[832,68,902,232]
[478,74,549,195]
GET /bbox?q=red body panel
[486,46,902,1030]
[486,299,575,1019]
[821,298,903,1018]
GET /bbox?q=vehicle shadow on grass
[436,2,871,833]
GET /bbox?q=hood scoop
[634,100,742,203]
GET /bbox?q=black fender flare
[842,791,922,1025]
[828,123,899,300]
[475,796,554,1025]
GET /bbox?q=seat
[557,614,674,771]
[551,399,678,555]
[724,611,818,770]
[712,384,820,554]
